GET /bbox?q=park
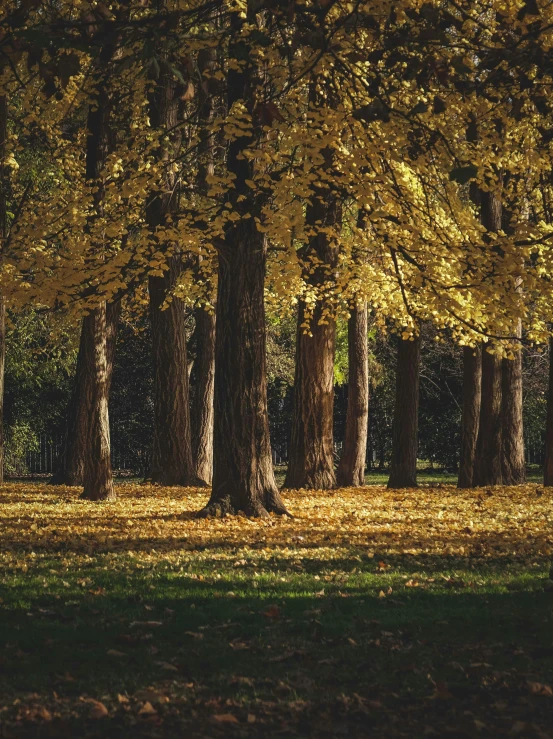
[1,1,553,737]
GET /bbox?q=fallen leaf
[213,713,239,724]
[261,604,281,619]
[528,681,553,697]
[88,700,108,719]
[138,701,157,716]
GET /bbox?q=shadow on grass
[1,573,552,738]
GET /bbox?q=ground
[0,482,552,738]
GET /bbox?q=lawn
[0,482,552,737]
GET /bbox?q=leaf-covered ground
[0,482,552,738]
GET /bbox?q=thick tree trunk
[336,303,369,487]
[387,335,421,489]
[474,347,503,486]
[501,322,525,484]
[0,94,7,483]
[149,260,195,485]
[198,221,287,517]
[285,302,337,489]
[191,307,215,485]
[81,303,114,501]
[458,345,482,488]
[147,63,195,486]
[0,299,4,483]
[544,337,553,486]
[285,81,340,491]
[51,301,120,486]
[197,5,287,517]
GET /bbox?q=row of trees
[1,1,553,514]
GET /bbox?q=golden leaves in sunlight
[0,482,551,568]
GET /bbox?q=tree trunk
[198,221,287,517]
[51,300,120,486]
[190,45,217,486]
[387,335,421,489]
[149,260,195,485]
[0,94,7,483]
[285,81,341,491]
[501,321,525,484]
[474,347,503,486]
[336,303,369,487]
[0,299,4,483]
[191,307,215,485]
[81,303,114,501]
[458,345,482,488]
[197,5,287,517]
[544,337,553,486]
[147,62,195,486]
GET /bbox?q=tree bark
[387,335,421,489]
[336,303,369,487]
[474,347,503,486]
[544,337,553,486]
[149,260,195,485]
[0,94,7,483]
[501,321,525,484]
[472,189,504,487]
[285,81,341,491]
[197,5,287,517]
[191,307,215,485]
[147,62,195,486]
[81,303,114,501]
[52,301,120,486]
[190,45,217,486]
[458,345,482,488]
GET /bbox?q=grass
[0,481,552,737]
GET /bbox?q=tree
[147,64,195,487]
[544,338,553,486]
[336,302,369,487]
[52,301,120,486]
[79,49,118,501]
[458,345,482,488]
[0,92,7,482]
[149,259,194,486]
[501,322,525,485]
[388,334,421,489]
[285,82,341,491]
[191,307,215,485]
[474,348,503,486]
[198,7,288,516]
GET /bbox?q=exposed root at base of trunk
[196,495,292,519]
[79,490,116,502]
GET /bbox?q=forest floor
[0,483,552,738]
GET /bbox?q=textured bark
[190,45,217,486]
[191,307,215,485]
[51,301,120,486]
[81,303,114,501]
[387,335,421,489]
[0,299,4,483]
[146,61,195,486]
[336,303,369,487]
[473,189,504,487]
[0,94,7,483]
[501,322,525,484]
[149,261,195,485]
[285,81,340,491]
[544,337,553,486]
[458,345,482,488]
[474,348,503,486]
[198,6,287,517]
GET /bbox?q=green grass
[0,483,552,737]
